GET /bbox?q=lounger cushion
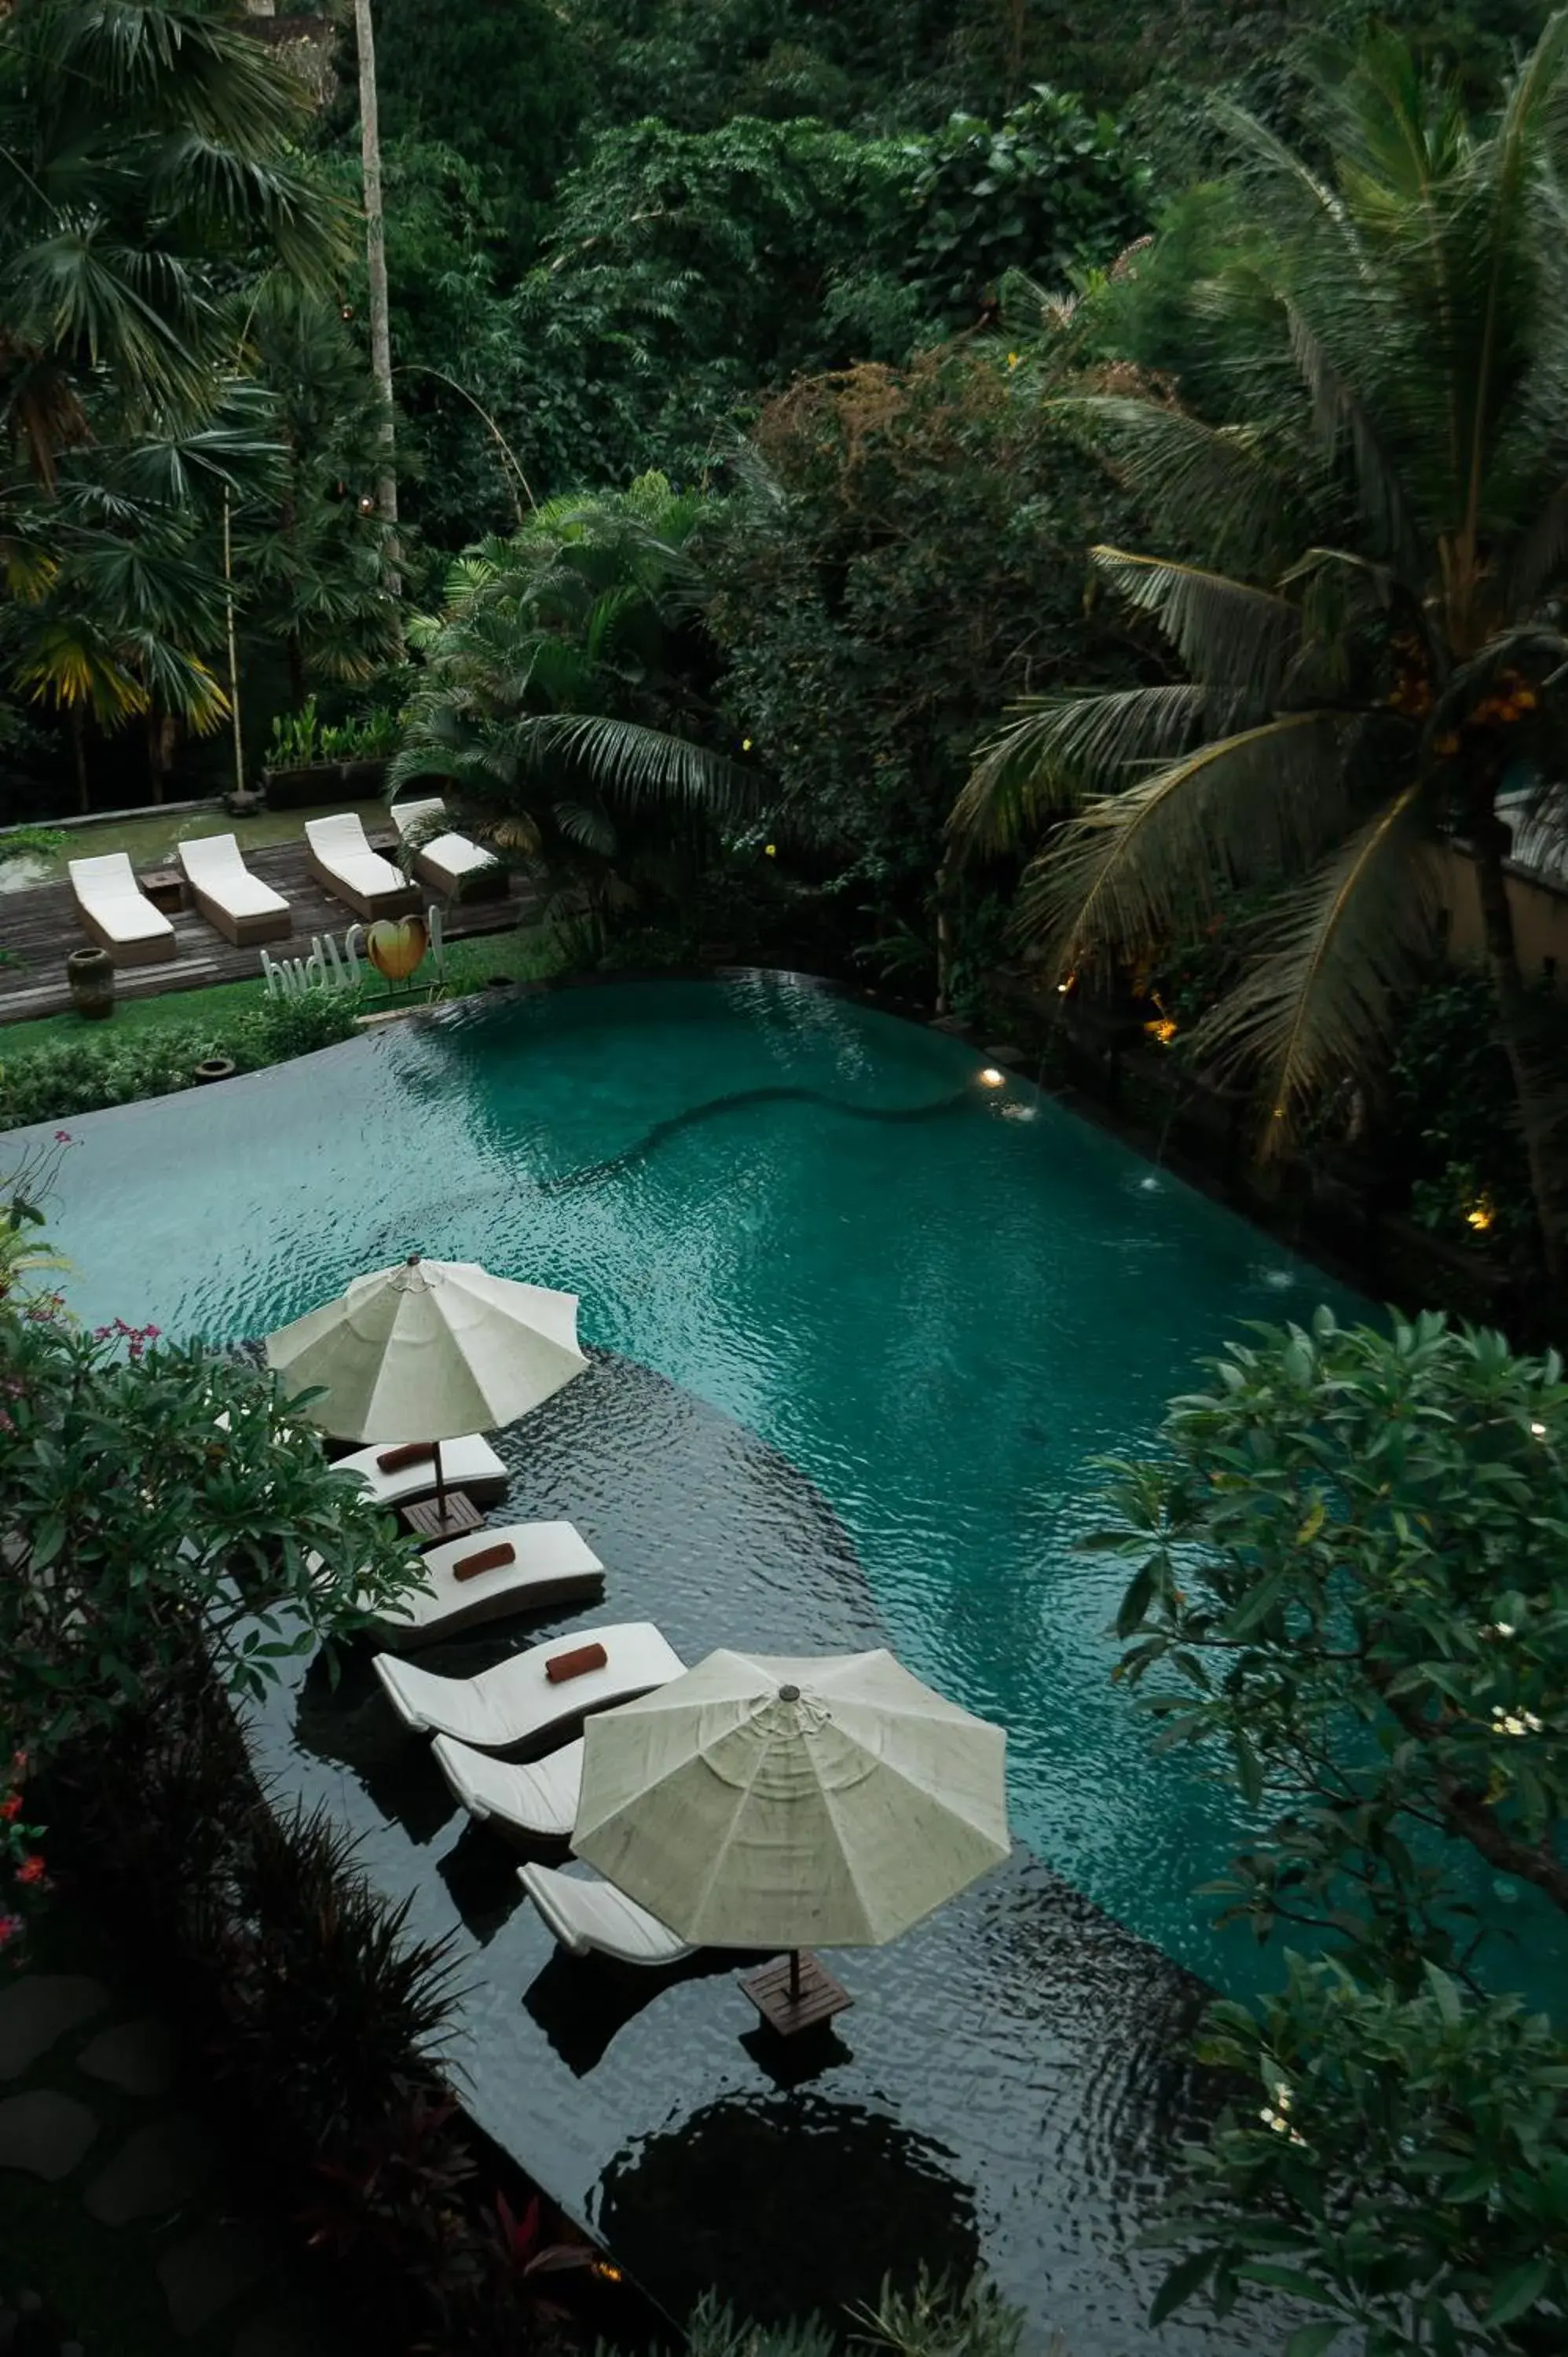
[335,1433,507,1508]
[69,854,175,946]
[433,1732,584,1839]
[305,813,410,901]
[372,1620,683,1749]
[177,835,290,921]
[518,1862,694,1966]
[311,1519,605,1643]
[390,796,499,889]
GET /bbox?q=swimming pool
[29,973,1354,1997]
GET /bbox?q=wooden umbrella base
[740,1951,854,2038]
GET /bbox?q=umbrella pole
[789,1948,801,2004]
[434,1437,447,1529]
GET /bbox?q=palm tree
[2,0,349,478]
[390,475,745,929]
[951,22,1568,1281]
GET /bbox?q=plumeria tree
[0,1150,421,1788]
[1097,1308,1568,2352]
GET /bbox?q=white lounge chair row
[342,1440,703,1970]
[68,802,500,963]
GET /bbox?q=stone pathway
[0,1972,333,2356]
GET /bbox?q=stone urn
[193,1055,237,1085]
[67,945,115,1021]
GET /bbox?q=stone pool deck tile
[83,2113,218,2226]
[0,1968,335,2357]
[230,2301,338,2357]
[0,2090,99,2181]
[157,2224,270,2339]
[76,2016,178,2099]
[0,1978,108,2080]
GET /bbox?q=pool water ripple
[26,977,1365,1996]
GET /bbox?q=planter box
[262,758,389,809]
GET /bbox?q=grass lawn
[0,921,562,1058]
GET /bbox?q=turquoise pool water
[28,973,1367,1998]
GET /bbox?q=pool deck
[243,1347,1269,2357]
[0,833,531,1025]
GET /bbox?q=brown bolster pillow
[452,1541,517,1583]
[377,1440,437,1472]
[546,1641,608,1684]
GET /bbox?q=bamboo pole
[354,0,401,599]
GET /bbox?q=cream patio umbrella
[571,1648,1009,2028]
[265,1255,587,1530]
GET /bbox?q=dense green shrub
[1103,1308,1568,2351]
[0,992,364,1128]
[903,86,1149,326]
[705,348,1139,981]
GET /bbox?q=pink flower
[0,1797,20,1823]
[53,1130,72,1145]
[14,1857,45,1887]
[0,1916,22,1949]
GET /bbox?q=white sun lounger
[68,852,178,965]
[304,812,421,921]
[434,1731,585,1839]
[519,1861,695,1967]
[372,1621,684,1751]
[390,797,505,902]
[334,1433,510,1511]
[364,1521,605,1649]
[177,832,292,946]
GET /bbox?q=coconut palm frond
[551,797,618,857]
[1281,299,1426,578]
[1049,396,1295,577]
[1501,482,1568,617]
[951,684,1219,857]
[522,713,746,816]
[1089,550,1301,704]
[1195,783,1435,1150]
[1211,95,1359,252]
[1013,711,1350,970]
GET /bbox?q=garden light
[1144,1016,1178,1047]
[979,1067,1006,1087]
[1465,1197,1495,1232]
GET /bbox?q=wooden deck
[0,832,532,1025]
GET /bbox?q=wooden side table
[401,1490,483,1544]
[138,867,185,913]
[740,1950,853,2037]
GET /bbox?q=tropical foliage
[705,350,1138,989]
[0,1231,419,1765]
[1100,1308,1568,2349]
[0,0,362,797]
[390,474,742,932]
[952,23,1568,1281]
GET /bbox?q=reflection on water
[30,977,1381,2348]
[596,2094,980,2330]
[237,1347,1257,2353]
